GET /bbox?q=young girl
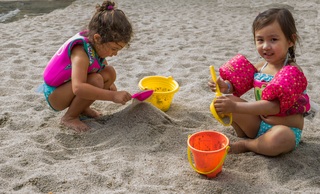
[208,8,310,156]
[40,1,133,132]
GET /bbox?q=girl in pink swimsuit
[39,1,133,132]
[208,8,310,156]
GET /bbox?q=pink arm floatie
[219,54,257,97]
[261,65,308,115]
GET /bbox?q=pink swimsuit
[43,31,105,87]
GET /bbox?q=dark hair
[252,8,300,62]
[86,1,133,45]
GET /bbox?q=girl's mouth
[263,52,273,57]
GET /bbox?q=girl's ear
[93,34,102,44]
[289,34,297,47]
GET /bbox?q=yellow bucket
[138,76,179,112]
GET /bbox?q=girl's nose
[263,42,270,50]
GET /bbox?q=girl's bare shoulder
[254,61,266,71]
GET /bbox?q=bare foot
[60,116,90,132]
[81,108,102,118]
[229,140,249,154]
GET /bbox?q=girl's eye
[271,38,278,42]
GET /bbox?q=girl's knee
[103,65,116,82]
[270,126,296,150]
[87,73,104,88]
[99,66,116,89]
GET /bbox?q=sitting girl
[208,8,310,156]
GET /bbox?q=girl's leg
[228,95,261,138]
[230,125,296,156]
[81,65,117,117]
[48,73,106,132]
[99,65,117,90]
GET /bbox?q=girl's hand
[214,96,235,114]
[208,77,229,94]
[113,91,132,105]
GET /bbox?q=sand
[1,0,320,193]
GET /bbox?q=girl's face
[254,21,294,66]
[93,34,126,58]
[98,41,126,58]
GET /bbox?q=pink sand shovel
[132,90,154,101]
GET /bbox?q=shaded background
[0,0,75,23]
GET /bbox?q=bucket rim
[188,130,229,153]
[138,75,180,94]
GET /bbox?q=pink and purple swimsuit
[39,31,105,111]
[43,31,105,87]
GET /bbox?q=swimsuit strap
[260,53,290,73]
[283,52,289,66]
[259,62,268,73]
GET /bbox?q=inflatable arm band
[261,65,308,115]
[219,54,257,97]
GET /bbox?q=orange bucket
[187,131,230,178]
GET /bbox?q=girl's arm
[214,96,280,115]
[215,95,304,129]
[234,100,280,115]
[70,45,130,103]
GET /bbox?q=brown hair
[85,1,133,45]
[252,8,300,62]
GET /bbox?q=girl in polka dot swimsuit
[208,8,310,156]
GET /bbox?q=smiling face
[254,21,294,66]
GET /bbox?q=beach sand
[0,0,320,193]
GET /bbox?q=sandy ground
[0,0,319,193]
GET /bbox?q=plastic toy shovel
[132,90,154,101]
[209,66,232,126]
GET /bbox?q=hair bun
[96,1,116,12]
[107,5,114,10]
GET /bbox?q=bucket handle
[187,142,230,175]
